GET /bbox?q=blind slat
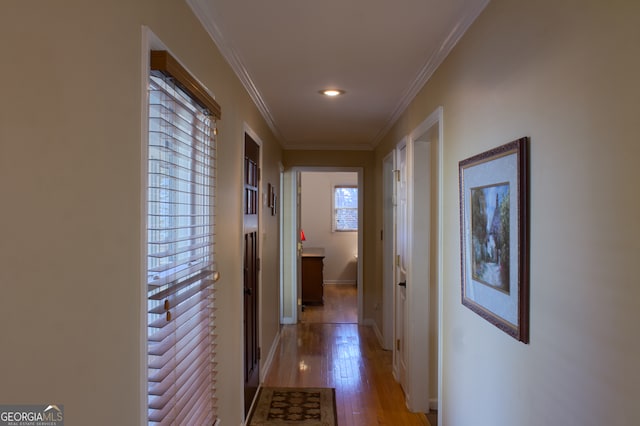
[150,336,209,394]
[148,280,212,315]
[148,268,212,297]
[149,297,211,350]
[147,53,218,425]
[148,251,212,274]
[149,337,210,404]
[182,394,213,426]
[175,371,211,423]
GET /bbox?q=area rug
[248,387,337,426]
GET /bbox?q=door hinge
[257,258,261,271]
[380,229,383,240]
[396,339,401,351]
[393,169,400,182]
[396,255,401,266]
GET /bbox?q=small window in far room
[333,185,358,231]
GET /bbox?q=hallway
[262,285,431,426]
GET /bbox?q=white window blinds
[146,51,220,425]
[334,186,358,231]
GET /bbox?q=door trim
[382,151,396,351]
[405,106,444,413]
[283,166,364,324]
[392,136,408,388]
[242,123,263,418]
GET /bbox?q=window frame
[332,185,358,232]
[145,49,221,425]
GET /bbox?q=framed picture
[459,137,529,343]
[266,182,277,216]
[267,183,274,208]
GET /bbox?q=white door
[394,140,409,393]
[382,152,395,351]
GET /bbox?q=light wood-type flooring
[262,284,433,426]
[300,284,358,324]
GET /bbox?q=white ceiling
[188,0,490,150]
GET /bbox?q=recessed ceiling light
[320,89,345,97]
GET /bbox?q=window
[333,185,358,231]
[146,51,220,425]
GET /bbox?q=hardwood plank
[301,284,358,324]
[263,285,430,426]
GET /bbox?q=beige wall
[4,0,639,424]
[0,1,282,425]
[301,172,358,284]
[375,0,640,424]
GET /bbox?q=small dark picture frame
[458,137,529,343]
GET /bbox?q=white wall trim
[280,316,296,325]
[404,106,444,414]
[405,128,431,412]
[280,142,375,151]
[436,107,445,425]
[186,0,285,148]
[140,25,153,426]
[260,329,281,382]
[187,0,487,152]
[324,280,357,285]
[365,318,385,349]
[392,135,408,394]
[281,169,299,324]
[370,1,490,147]
[382,150,396,351]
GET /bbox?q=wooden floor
[300,284,358,324]
[263,284,431,426]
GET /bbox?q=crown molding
[370,0,491,147]
[187,0,287,145]
[281,142,375,152]
[188,0,489,151]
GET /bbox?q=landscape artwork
[458,137,529,343]
[471,183,510,293]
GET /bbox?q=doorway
[243,133,260,416]
[299,171,359,324]
[394,138,409,393]
[382,151,395,351]
[393,107,443,414]
[281,168,363,326]
[408,109,443,414]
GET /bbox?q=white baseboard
[323,280,356,285]
[429,398,438,411]
[363,318,385,349]
[260,328,281,382]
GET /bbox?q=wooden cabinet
[302,248,325,305]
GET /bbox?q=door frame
[242,123,263,418]
[403,106,443,413]
[392,136,409,391]
[280,169,298,324]
[382,151,396,351]
[281,166,364,324]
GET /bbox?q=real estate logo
[0,404,63,426]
